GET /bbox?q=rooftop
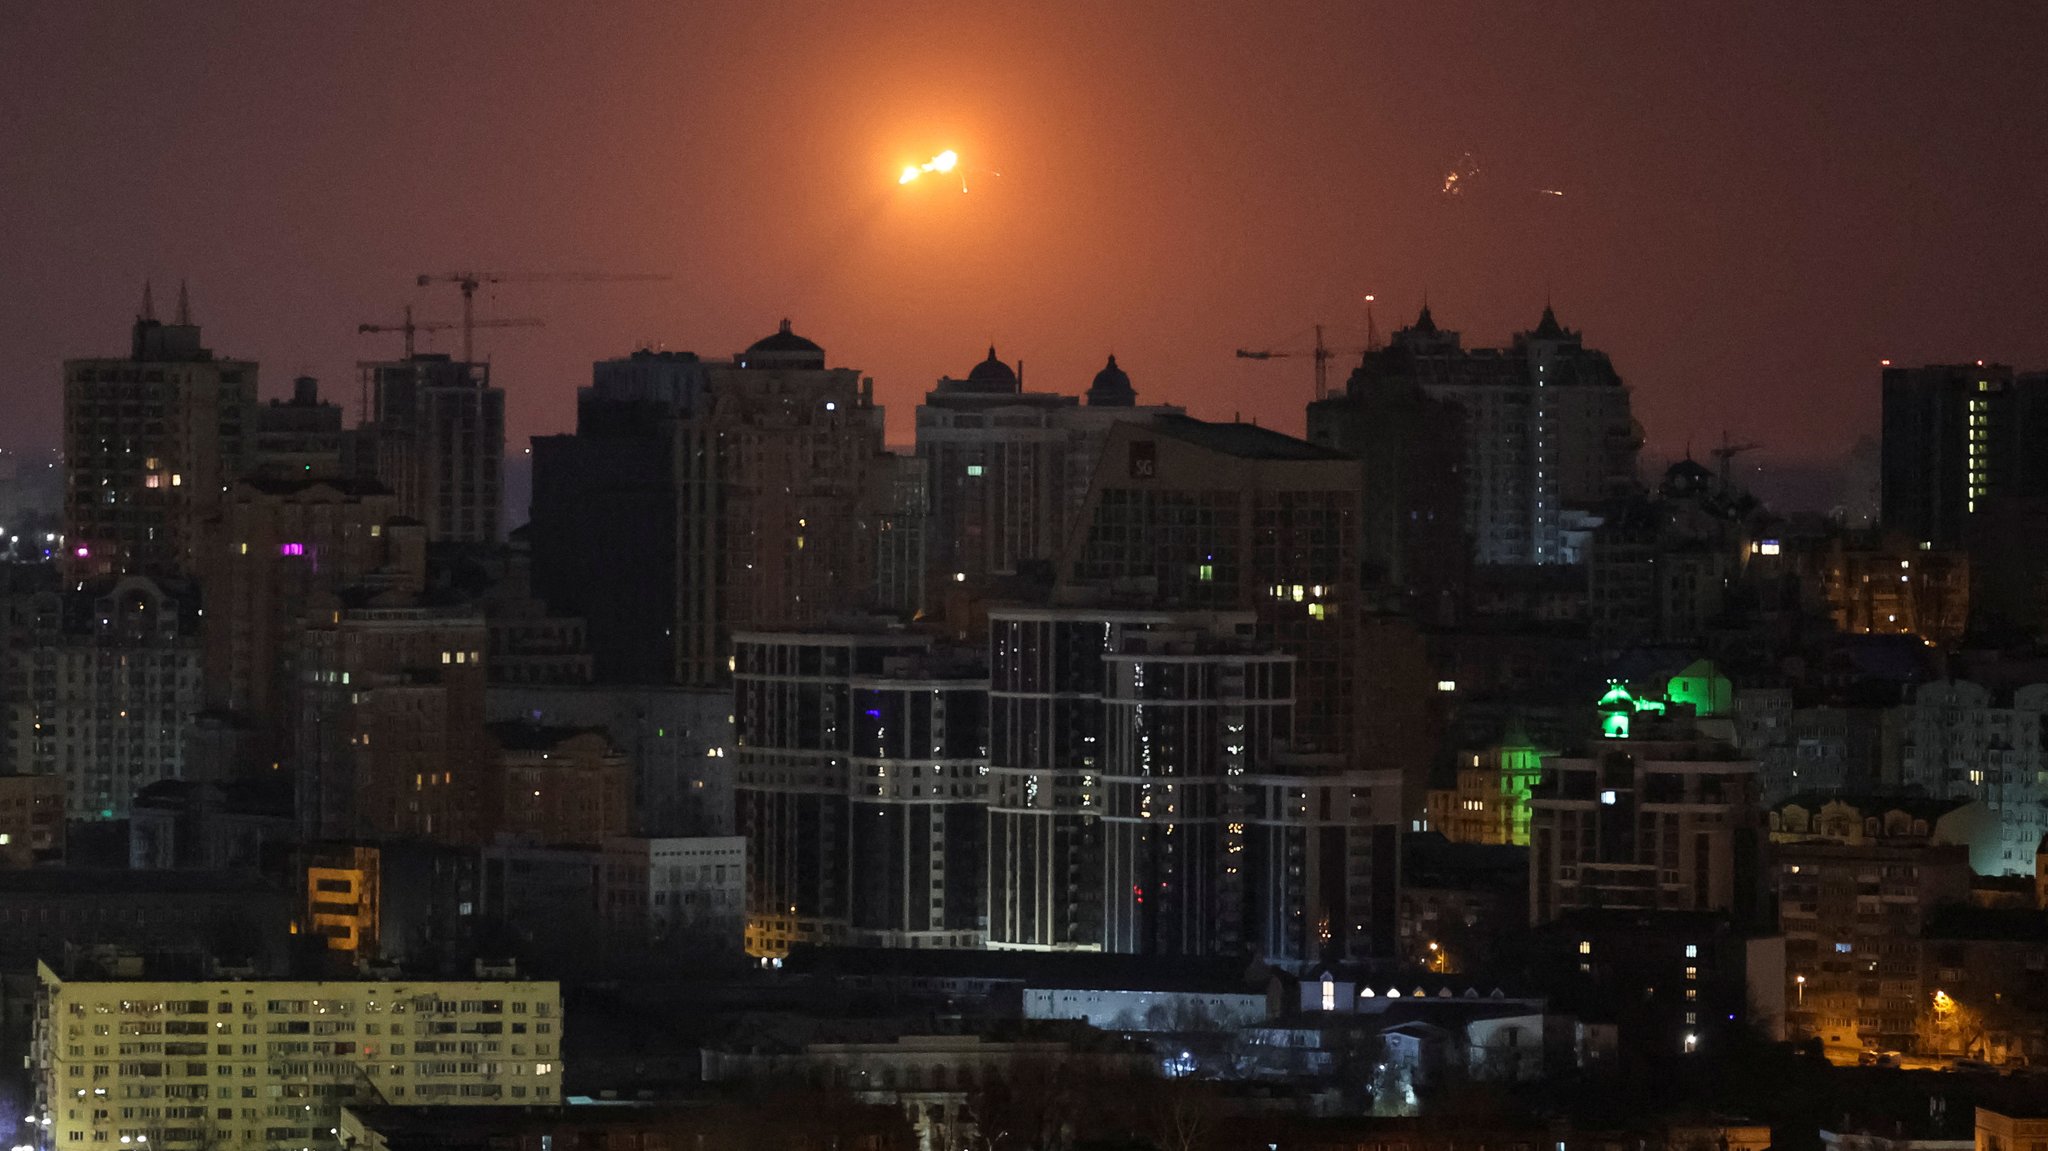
[1148,413,1352,461]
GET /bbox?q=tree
[1916,990,1986,1059]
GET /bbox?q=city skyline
[7,3,2048,474]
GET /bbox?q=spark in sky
[1441,153,1479,197]
[899,150,959,184]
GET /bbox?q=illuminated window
[1685,944,1698,958]
[1578,940,1592,955]
[1436,680,1456,692]
[1600,790,1618,805]
[1307,603,1325,620]
[966,465,983,477]
[1320,979,1336,1012]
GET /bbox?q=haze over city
[7,7,2048,1151]
[7,1,2048,472]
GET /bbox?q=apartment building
[33,962,562,1151]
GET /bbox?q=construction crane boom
[1235,324,1370,400]
[356,304,543,358]
[414,271,671,361]
[1709,434,1765,492]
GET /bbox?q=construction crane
[415,271,671,362]
[1710,434,1764,492]
[357,304,543,358]
[1236,324,1370,401]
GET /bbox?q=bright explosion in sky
[899,150,958,184]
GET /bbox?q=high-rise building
[63,286,257,578]
[1889,679,2048,875]
[982,605,1393,959]
[1095,617,1294,955]
[200,476,418,750]
[483,682,735,838]
[32,961,562,1149]
[530,350,714,686]
[483,722,634,846]
[1529,689,1765,927]
[716,324,891,633]
[0,575,202,820]
[295,605,489,843]
[1879,363,2048,546]
[530,324,892,687]
[1059,415,1361,752]
[916,349,1181,602]
[733,628,988,956]
[1345,305,1640,566]
[1306,356,1469,613]
[1242,749,1404,961]
[253,375,347,480]
[354,355,504,543]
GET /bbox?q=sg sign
[1129,440,1156,479]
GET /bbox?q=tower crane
[1235,325,1370,400]
[414,271,672,361]
[1710,434,1764,492]
[357,304,543,358]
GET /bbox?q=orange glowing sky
[5,2,2048,492]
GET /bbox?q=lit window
[1685,944,1698,958]
[1685,966,1698,980]
[1320,979,1336,1012]
[1600,789,1617,805]
[1436,680,1456,692]
[1578,940,1591,955]
[1307,603,1325,620]
[966,465,983,477]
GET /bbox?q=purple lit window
[864,709,882,718]
[279,543,305,557]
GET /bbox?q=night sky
[6,2,2048,484]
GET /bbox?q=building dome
[1087,354,1136,407]
[1661,457,1714,498]
[739,319,825,369]
[965,346,1018,391]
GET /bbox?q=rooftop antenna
[1365,294,1379,351]
[175,279,191,326]
[140,280,156,322]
